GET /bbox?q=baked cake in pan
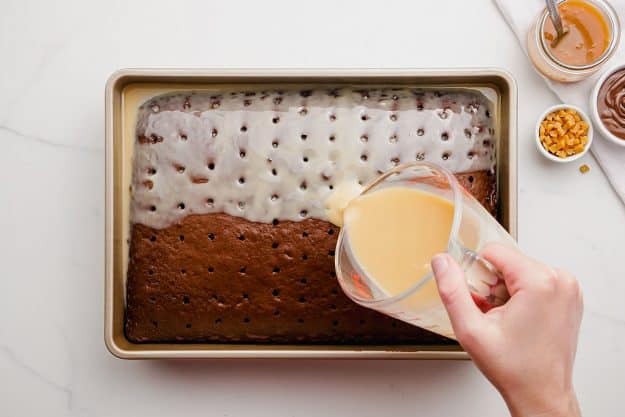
[125,87,496,344]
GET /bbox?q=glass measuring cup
[335,162,515,340]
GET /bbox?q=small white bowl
[535,104,593,163]
[590,63,625,148]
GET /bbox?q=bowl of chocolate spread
[591,63,625,147]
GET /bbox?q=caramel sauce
[544,0,610,66]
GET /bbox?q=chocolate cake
[125,87,497,344]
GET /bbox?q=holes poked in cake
[240,125,248,132]
[208,232,216,240]
[208,266,215,273]
[239,266,247,274]
[149,235,157,242]
[192,177,209,184]
[438,108,451,119]
[271,241,279,249]
[207,161,216,171]
[272,116,280,124]
[272,288,281,297]
[182,295,190,305]
[442,152,451,161]
[360,134,368,143]
[178,235,185,242]
[441,132,450,141]
[132,89,496,242]
[211,128,218,138]
[416,152,426,161]
[272,266,281,274]
[177,202,186,210]
[237,233,246,241]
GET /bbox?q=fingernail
[431,254,449,275]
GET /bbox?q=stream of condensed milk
[342,187,455,297]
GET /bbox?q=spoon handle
[545,0,565,36]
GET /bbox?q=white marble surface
[1,0,624,415]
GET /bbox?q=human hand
[431,244,583,417]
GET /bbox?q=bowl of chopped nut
[536,104,593,163]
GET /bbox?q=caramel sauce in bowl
[591,64,625,147]
[528,0,620,82]
[543,0,610,66]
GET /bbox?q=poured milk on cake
[131,88,495,229]
[124,86,497,344]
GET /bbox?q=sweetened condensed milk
[343,187,454,296]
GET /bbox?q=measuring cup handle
[460,249,510,311]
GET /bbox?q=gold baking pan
[105,68,517,359]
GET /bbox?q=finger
[480,243,551,292]
[431,253,483,338]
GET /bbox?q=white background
[1,0,624,416]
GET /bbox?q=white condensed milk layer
[130,88,495,229]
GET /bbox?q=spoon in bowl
[546,0,570,47]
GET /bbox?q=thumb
[431,253,483,338]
